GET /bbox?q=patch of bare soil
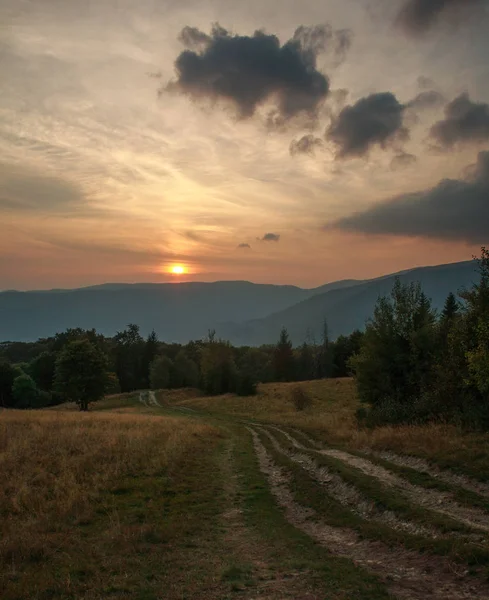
[269,425,489,535]
[248,427,489,600]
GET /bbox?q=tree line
[353,248,489,430]
[0,318,363,411]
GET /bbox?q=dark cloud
[430,93,489,148]
[166,24,332,121]
[178,26,211,49]
[397,0,483,35]
[332,151,489,243]
[258,233,280,242]
[327,92,408,159]
[289,25,353,67]
[290,134,323,156]
[407,90,445,110]
[237,243,251,249]
[391,152,417,170]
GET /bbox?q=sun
[170,264,186,275]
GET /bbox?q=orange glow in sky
[170,264,186,275]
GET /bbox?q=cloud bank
[332,151,489,243]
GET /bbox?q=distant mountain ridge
[218,261,479,346]
[0,261,479,344]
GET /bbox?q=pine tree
[141,330,159,388]
[441,292,459,322]
[318,319,333,378]
[273,327,295,382]
[464,248,489,399]
[298,342,315,381]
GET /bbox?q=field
[2,379,489,599]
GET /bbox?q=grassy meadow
[0,409,226,600]
[3,378,489,599]
[169,377,489,482]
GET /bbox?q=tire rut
[257,426,436,539]
[268,425,489,535]
[247,426,489,600]
[369,450,489,499]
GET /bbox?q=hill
[0,261,478,343]
[218,261,480,346]
[0,281,313,342]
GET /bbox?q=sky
[1,0,489,290]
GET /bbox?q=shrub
[290,386,313,411]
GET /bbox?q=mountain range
[0,260,480,344]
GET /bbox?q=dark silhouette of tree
[317,319,333,378]
[200,340,237,395]
[51,328,107,353]
[441,292,460,322]
[0,361,15,407]
[12,374,39,409]
[141,330,159,388]
[351,278,437,417]
[273,327,295,382]
[463,248,489,401]
[332,330,364,378]
[29,351,56,391]
[298,342,315,381]
[173,350,200,388]
[150,355,173,390]
[55,339,108,411]
[113,324,144,392]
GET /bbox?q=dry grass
[50,387,202,413]
[0,409,218,595]
[174,378,489,480]
[173,379,357,438]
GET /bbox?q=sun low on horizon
[169,264,187,276]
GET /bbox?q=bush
[356,395,444,428]
[236,372,258,397]
[290,386,313,411]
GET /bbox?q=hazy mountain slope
[219,261,479,346]
[310,279,364,294]
[0,281,312,342]
[0,261,479,343]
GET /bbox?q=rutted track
[248,426,489,600]
[266,424,489,535]
[257,425,437,538]
[370,450,489,499]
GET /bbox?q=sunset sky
[1,0,489,290]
